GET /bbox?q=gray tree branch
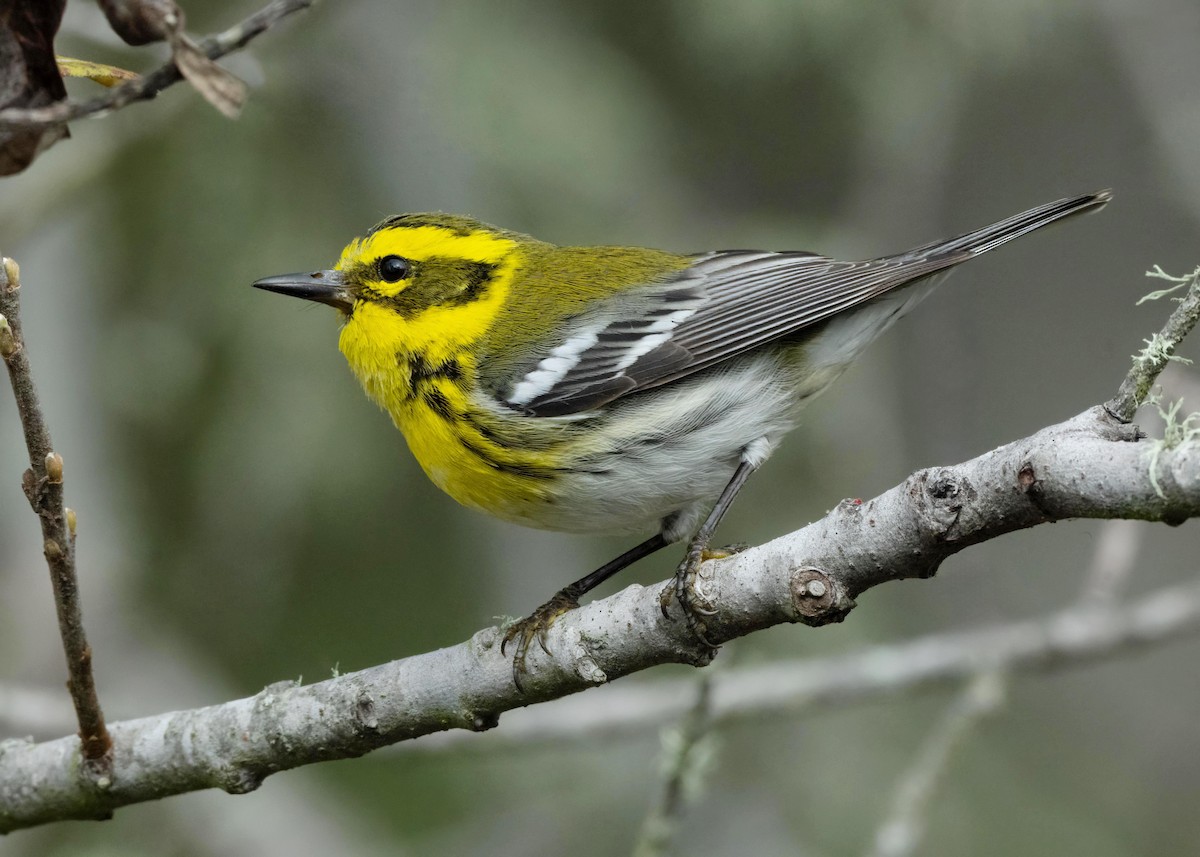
[6,569,1199,756]
[0,400,1197,830]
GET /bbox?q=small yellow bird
[254,190,1109,686]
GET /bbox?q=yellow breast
[394,370,558,520]
[338,302,560,521]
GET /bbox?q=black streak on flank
[459,439,557,480]
[469,417,515,450]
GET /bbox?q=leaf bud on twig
[45,452,64,483]
[0,315,15,358]
[2,257,19,290]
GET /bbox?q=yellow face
[326,217,555,513]
[335,218,523,363]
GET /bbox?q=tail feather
[897,190,1112,260]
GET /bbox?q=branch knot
[913,468,974,540]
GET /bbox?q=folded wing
[501,191,1110,417]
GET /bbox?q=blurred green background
[2,0,1199,854]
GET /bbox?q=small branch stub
[790,567,851,625]
[917,468,974,540]
[354,689,378,730]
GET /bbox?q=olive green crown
[368,212,531,242]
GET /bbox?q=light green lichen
[1145,391,1200,498]
[1132,332,1194,372]
[1137,264,1200,305]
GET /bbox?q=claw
[500,589,580,691]
[658,584,675,619]
[689,622,719,650]
[665,546,721,651]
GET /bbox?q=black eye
[378,255,411,283]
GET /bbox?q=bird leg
[659,455,759,648]
[501,532,669,690]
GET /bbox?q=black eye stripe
[378,255,412,283]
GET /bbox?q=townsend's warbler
[254,190,1110,687]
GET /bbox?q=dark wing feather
[503,191,1110,417]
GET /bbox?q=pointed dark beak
[252,269,353,312]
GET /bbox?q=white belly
[502,348,810,537]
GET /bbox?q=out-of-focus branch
[0,682,77,738]
[0,257,110,771]
[0,0,312,131]
[632,676,717,857]
[864,516,1145,857]
[1079,519,1144,607]
[867,671,1006,857]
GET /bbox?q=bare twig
[0,257,110,771]
[0,0,313,131]
[90,0,246,115]
[632,676,718,857]
[1107,266,1200,422]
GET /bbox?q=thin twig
[0,0,314,131]
[0,258,110,771]
[632,675,718,857]
[1107,266,1200,422]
